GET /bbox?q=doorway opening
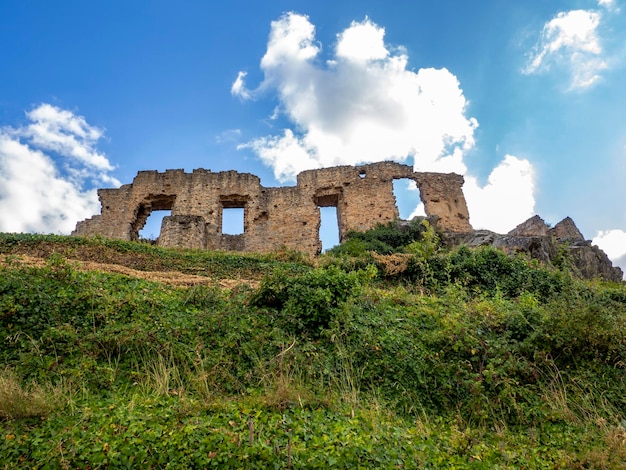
[319,206,340,252]
[139,210,172,241]
[393,179,425,220]
[315,192,341,252]
[131,195,176,241]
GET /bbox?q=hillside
[1,231,625,468]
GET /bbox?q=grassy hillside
[1,231,625,468]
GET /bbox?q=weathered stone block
[159,215,206,249]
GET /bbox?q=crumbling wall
[159,215,207,249]
[413,173,471,233]
[73,162,473,255]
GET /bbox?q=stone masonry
[72,162,472,255]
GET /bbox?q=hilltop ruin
[72,161,623,281]
[72,162,471,254]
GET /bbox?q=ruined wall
[72,162,473,255]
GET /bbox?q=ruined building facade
[72,162,472,255]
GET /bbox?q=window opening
[319,206,340,252]
[393,179,425,220]
[139,210,172,241]
[222,207,244,235]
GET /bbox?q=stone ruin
[72,161,623,281]
[72,161,471,254]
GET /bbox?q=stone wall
[72,162,473,255]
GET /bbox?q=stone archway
[129,195,177,241]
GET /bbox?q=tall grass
[0,368,71,419]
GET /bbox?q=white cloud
[0,104,119,234]
[231,71,252,100]
[235,13,537,233]
[20,104,114,173]
[525,9,609,89]
[598,0,619,12]
[239,129,320,178]
[235,13,477,182]
[261,12,320,70]
[593,229,626,259]
[335,18,389,62]
[464,156,536,233]
[215,128,242,144]
[593,229,626,277]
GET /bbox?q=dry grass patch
[0,254,259,288]
[0,368,68,420]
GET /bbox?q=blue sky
[1,0,625,272]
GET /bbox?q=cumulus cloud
[0,104,119,234]
[235,13,537,233]
[524,8,609,89]
[235,13,478,182]
[593,229,626,277]
[22,104,114,174]
[593,229,626,259]
[464,156,536,233]
[335,18,389,62]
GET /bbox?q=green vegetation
[0,232,311,280]
[1,231,625,468]
[329,218,432,255]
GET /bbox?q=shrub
[328,218,433,255]
[404,219,440,259]
[426,246,568,300]
[249,266,369,334]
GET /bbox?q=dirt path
[0,254,259,289]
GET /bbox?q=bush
[423,246,568,300]
[249,266,369,334]
[328,218,433,255]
